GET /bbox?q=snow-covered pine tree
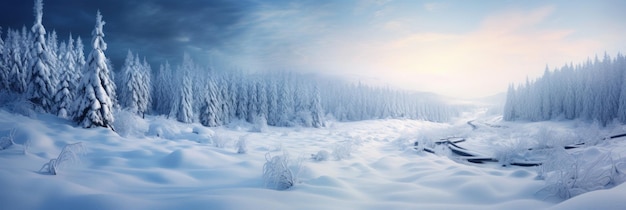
[561,64,576,120]
[310,84,325,128]
[257,79,268,122]
[117,50,138,112]
[3,30,27,93]
[266,75,279,126]
[227,73,238,122]
[218,76,231,124]
[293,79,312,127]
[199,78,220,127]
[246,80,259,123]
[20,26,33,85]
[27,0,56,113]
[173,53,194,123]
[276,73,294,126]
[235,74,248,121]
[46,30,59,85]
[139,58,151,117]
[54,36,79,119]
[600,53,620,126]
[74,36,85,71]
[117,51,150,117]
[74,10,116,130]
[152,61,173,115]
[0,27,7,91]
[504,53,626,125]
[503,84,516,121]
[618,54,626,123]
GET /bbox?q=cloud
[363,5,604,98]
[0,0,254,68]
[423,2,447,12]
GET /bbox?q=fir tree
[172,53,194,123]
[74,11,116,130]
[310,84,325,128]
[117,51,151,117]
[53,35,79,119]
[199,78,220,127]
[152,61,172,115]
[27,0,56,112]
[0,27,7,91]
[3,30,27,93]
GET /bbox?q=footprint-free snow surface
[1,108,626,209]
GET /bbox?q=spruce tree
[3,30,27,93]
[27,0,56,112]
[54,35,79,119]
[74,11,116,130]
[152,61,172,115]
[199,78,220,127]
[310,84,325,128]
[0,27,7,91]
[172,53,194,123]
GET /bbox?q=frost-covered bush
[249,114,268,133]
[295,111,313,128]
[39,142,85,175]
[411,135,436,154]
[263,151,302,190]
[575,121,603,146]
[146,116,180,139]
[191,126,214,143]
[192,126,215,136]
[311,150,329,161]
[22,139,31,155]
[332,141,353,160]
[0,129,16,150]
[236,136,248,154]
[212,134,232,148]
[492,137,532,166]
[534,127,559,149]
[3,97,37,118]
[538,147,624,199]
[113,109,148,137]
[393,131,420,151]
[534,127,581,149]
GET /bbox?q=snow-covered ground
[1,108,626,210]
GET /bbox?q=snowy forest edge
[0,0,463,131]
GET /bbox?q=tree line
[0,0,461,131]
[503,53,626,126]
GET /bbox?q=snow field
[1,108,626,209]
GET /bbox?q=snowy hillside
[0,1,625,209]
[1,108,626,209]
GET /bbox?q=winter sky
[0,0,624,98]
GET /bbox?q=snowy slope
[0,108,625,209]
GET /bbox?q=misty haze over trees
[0,0,460,131]
[504,53,626,126]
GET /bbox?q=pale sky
[221,0,626,98]
[2,0,624,98]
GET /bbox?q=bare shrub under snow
[236,136,248,154]
[212,134,232,148]
[492,137,533,166]
[39,142,85,175]
[537,147,625,199]
[249,114,268,133]
[4,98,37,118]
[311,150,329,161]
[332,141,353,160]
[0,129,16,150]
[113,109,148,137]
[263,151,302,190]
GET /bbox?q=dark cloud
[0,0,256,70]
